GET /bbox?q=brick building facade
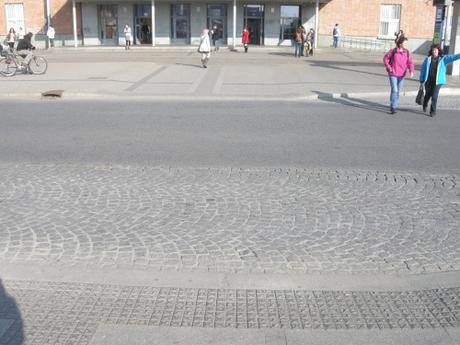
[0,0,441,50]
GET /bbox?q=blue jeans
[333,36,339,48]
[389,76,405,108]
[294,42,303,57]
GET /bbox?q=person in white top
[124,24,132,50]
[198,28,211,68]
[332,23,340,48]
[6,27,16,49]
[47,25,55,48]
[18,26,25,39]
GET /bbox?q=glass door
[135,4,152,44]
[98,5,118,45]
[171,4,190,44]
[243,5,264,45]
[207,4,227,45]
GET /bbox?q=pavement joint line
[124,65,168,92]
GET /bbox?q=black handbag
[416,85,424,105]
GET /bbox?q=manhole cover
[41,90,64,98]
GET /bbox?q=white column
[46,0,51,25]
[314,0,319,49]
[448,1,459,76]
[46,0,51,49]
[72,0,78,47]
[233,0,237,49]
[151,0,156,46]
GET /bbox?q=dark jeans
[333,36,339,48]
[423,81,442,113]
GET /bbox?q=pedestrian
[383,36,414,114]
[294,27,303,58]
[332,23,340,48]
[242,27,250,53]
[305,28,314,57]
[419,44,460,117]
[46,24,55,48]
[211,25,219,52]
[124,24,132,50]
[301,26,307,56]
[18,26,25,39]
[17,32,36,72]
[198,28,211,68]
[6,27,16,50]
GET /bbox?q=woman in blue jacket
[420,44,460,117]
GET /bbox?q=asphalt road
[1,99,459,173]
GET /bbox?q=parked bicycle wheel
[0,56,18,77]
[28,56,47,75]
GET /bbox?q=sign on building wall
[433,5,445,45]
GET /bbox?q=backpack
[333,28,338,36]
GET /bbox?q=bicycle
[0,49,48,77]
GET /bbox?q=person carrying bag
[419,44,460,117]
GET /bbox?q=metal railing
[339,36,394,52]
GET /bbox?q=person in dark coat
[211,25,219,51]
[16,32,35,71]
[419,44,460,117]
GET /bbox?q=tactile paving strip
[0,280,459,345]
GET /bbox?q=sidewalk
[3,47,460,100]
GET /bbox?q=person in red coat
[242,27,250,53]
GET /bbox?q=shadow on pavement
[268,52,296,57]
[174,63,203,69]
[312,91,429,117]
[0,279,24,345]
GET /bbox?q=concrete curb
[2,88,460,102]
[1,262,459,291]
[337,87,460,99]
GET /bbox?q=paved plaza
[1,47,460,100]
[1,48,460,344]
[1,163,460,344]
[1,164,460,274]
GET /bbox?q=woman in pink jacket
[383,36,414,114]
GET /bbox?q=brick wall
[1,0,80,37]
[51,0,81,35]
[319,0,436,39]
[1,0,45,35]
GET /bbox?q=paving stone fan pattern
[0,164,459,274]
[1,280,460,345]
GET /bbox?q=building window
[5,3,25,33]
[280,5,301,40]
[379,4,401,38]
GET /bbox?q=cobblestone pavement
[1,280,459,345]
[0,163,459,274]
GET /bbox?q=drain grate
[41,90,64,98]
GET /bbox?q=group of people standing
[3,25,54,51]
[197,27,251,68]
[294,27,315,58]
[383,33,460,117]
[1,28,37,68]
